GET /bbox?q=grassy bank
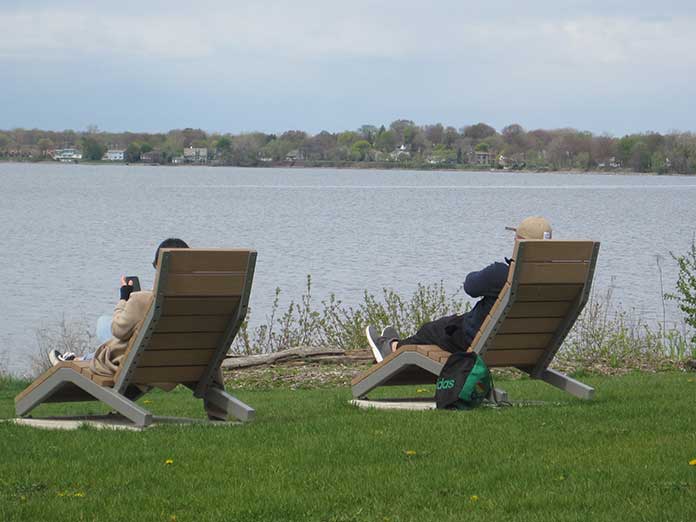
[1,372,696,521]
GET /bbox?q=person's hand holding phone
[120,275,135,301]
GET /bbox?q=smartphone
[125,276,141,292]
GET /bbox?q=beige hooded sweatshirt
[90,291,153,377]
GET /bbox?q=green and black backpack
[435,351,492,410]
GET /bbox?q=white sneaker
[47,350,76,366]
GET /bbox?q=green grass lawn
[1,372,695,522]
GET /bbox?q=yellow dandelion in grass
[404,450,417,456]
[58,490,85,498]
[170,515,177,521]
[165,459,174,465]
[689,459,696,466]
[143,400,153,404]
[470,495,479,502]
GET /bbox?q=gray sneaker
[366,325,395,363]
[381,326,399,341]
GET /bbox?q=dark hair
[153,238,189,268]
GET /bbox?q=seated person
[366,217,552,362]
[48,238,190,377]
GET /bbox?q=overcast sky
[1,1,695,135]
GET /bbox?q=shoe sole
[365,325,384,363]
[47,350,60,366]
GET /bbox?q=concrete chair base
[7,413,241,431]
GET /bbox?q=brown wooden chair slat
[517,262,589,285]
[514,284,583,302]
[497,317,564,334]
[507,301,573,318]
[166,249,252,273]
[488,333,556,350]
[131,366,206,384]
[515,241,595,262]
[159,296,241,316]
[147,332,223,350]
[163,273,247,296]
[155,315,230,333]
[482,349,545,367]
[138,349,217,367]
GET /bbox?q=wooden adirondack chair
[352,240,600,401]
[15,248,257,427]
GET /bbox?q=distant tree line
[1,121,696,174]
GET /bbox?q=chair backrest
[113,248,256,396]
[470,240,599,377]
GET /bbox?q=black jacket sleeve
[120,284,135,302]
[463,262,509,298]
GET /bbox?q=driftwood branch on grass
[222,346,373,369]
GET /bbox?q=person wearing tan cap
[366,216,553,362]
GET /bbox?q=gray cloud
[1,1,695,133]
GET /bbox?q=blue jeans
[96,314,112,344]
[80,314,112,361]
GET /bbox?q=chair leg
[538,368,595,400]
[16,369,153,427]
[204,386,255,422]
[490,387,508,403]
[203,396,227,421]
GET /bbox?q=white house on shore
[102,149,125,161]
[183,147,208,164]
[389,144,410,161]
[473,150,492,165]
[51,148,82,162]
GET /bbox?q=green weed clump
[560,288,693,371]
[666,235,696,345]
[0,354,11,388]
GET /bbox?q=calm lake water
[1,163,695,373]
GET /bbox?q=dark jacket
[445,260,510,351]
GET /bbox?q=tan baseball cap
[505,216,553,239]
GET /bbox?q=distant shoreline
[0,159,682,177]
[4,122,694,176]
